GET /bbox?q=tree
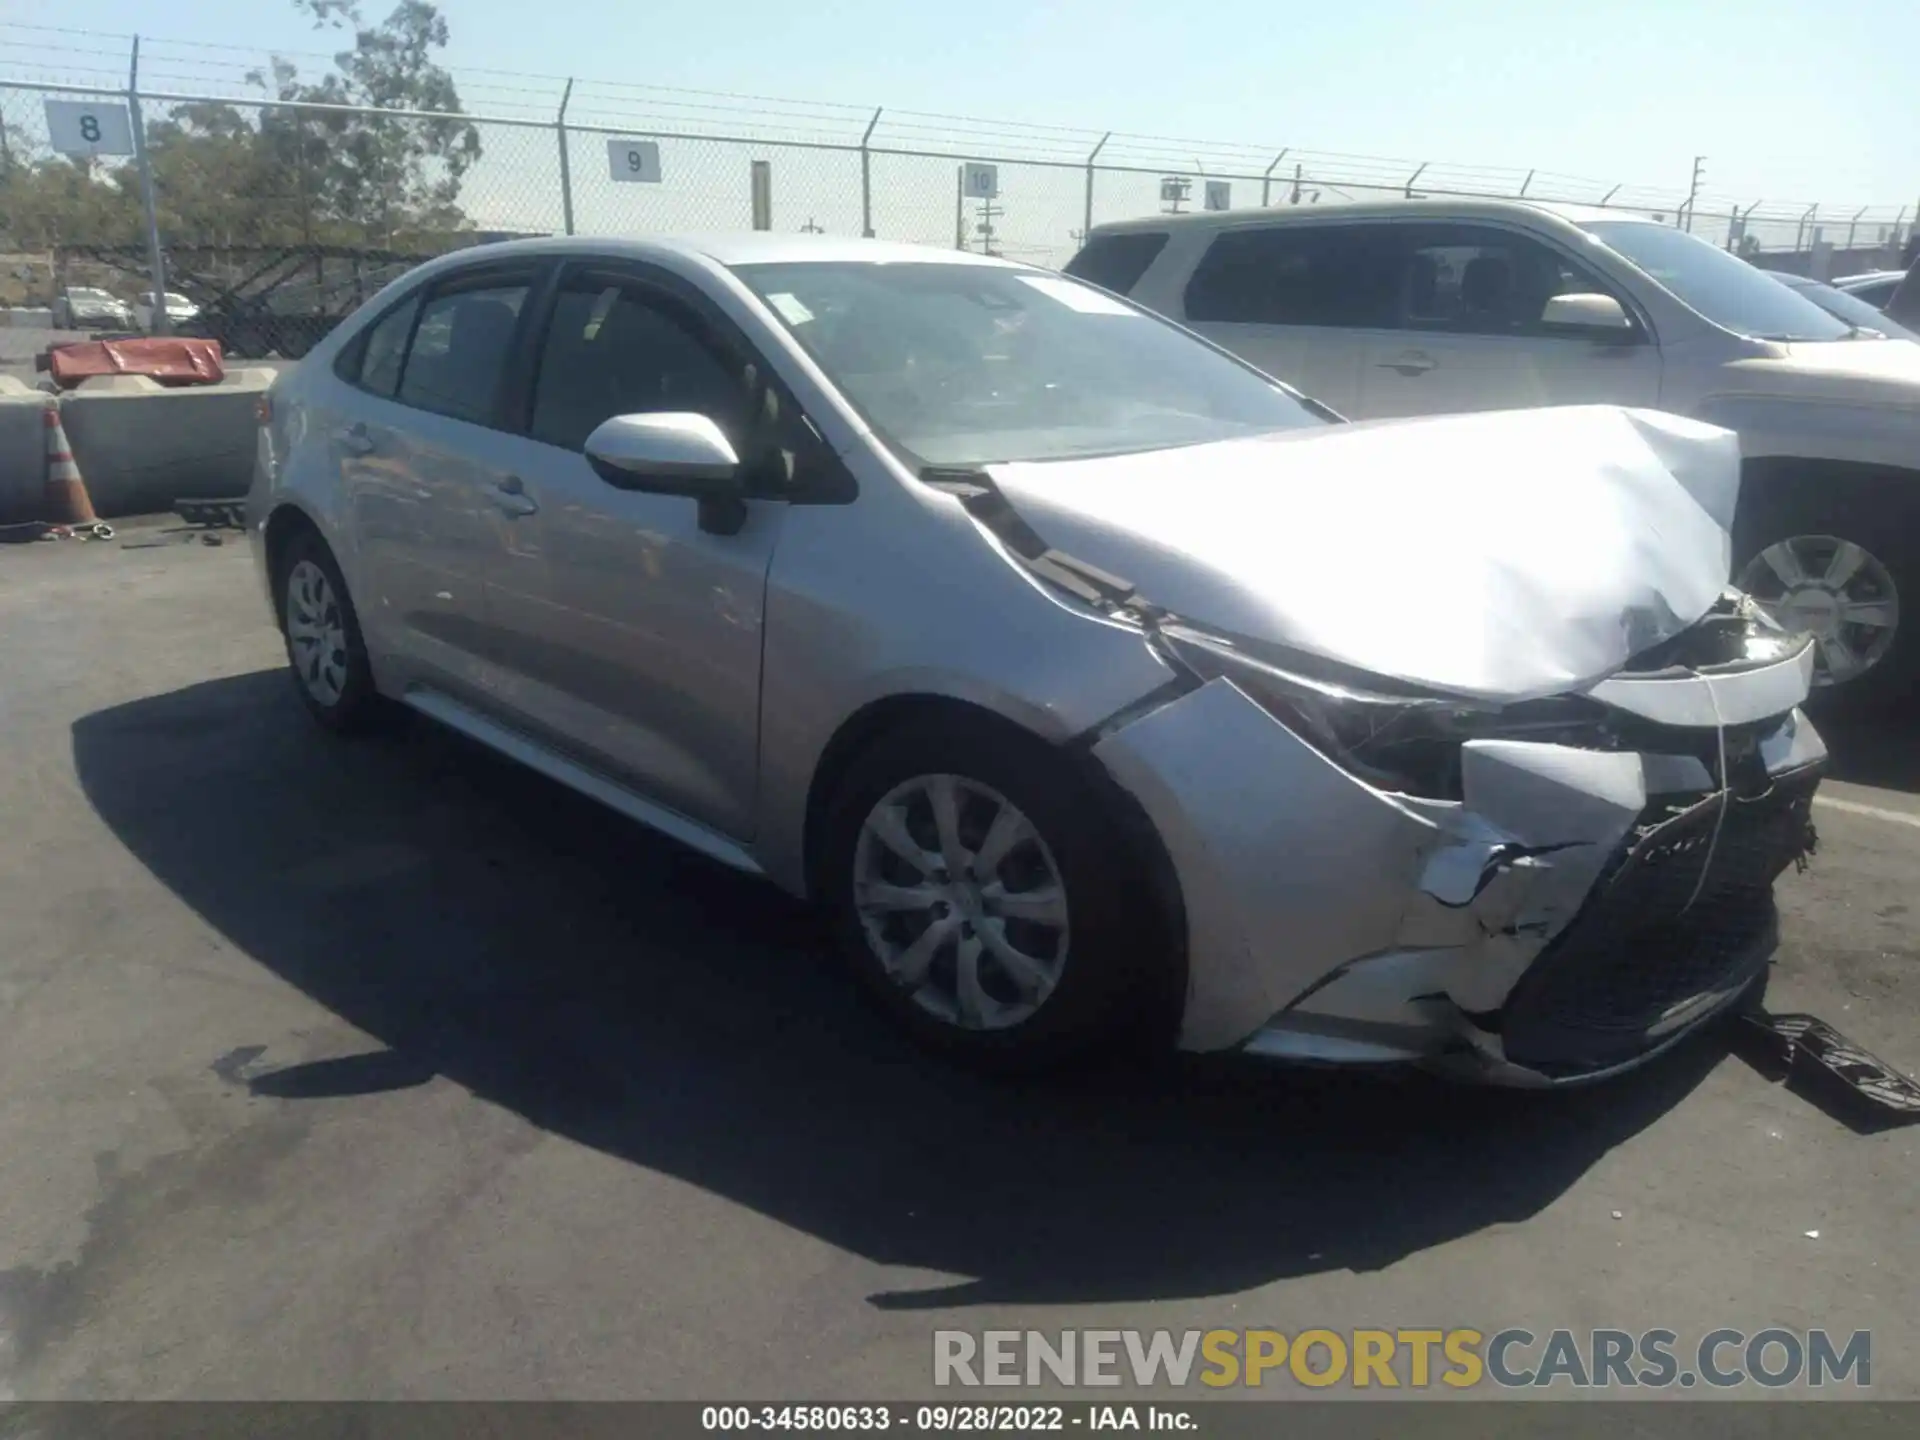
[0,0,478,259]
[255,0,482,244]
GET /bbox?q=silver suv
[247,234,1824,1084]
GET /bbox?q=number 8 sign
[606,139,663,184]
[45,100,136,158]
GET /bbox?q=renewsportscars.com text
[933,1328,1871,1391]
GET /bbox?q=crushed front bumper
[1089,649,1825,1087]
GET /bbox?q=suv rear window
[1184,224,1400,329]
[1062,232,1169,295]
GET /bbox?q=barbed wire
[1,18,1909,227]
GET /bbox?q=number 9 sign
[45,100,135,158]
[606,139,663,184]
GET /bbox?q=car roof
[427,232,1025,272]
[1084,196,1654,236]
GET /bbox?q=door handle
[1377,352,1437,376]
[337,422,375,455]
[491,475,538,518]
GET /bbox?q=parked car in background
[133,290,201,331]
[53,287,134,330]
[1884,258,1920,331]
[1068,200,1920,707]
[1830,270,1907,310]
[247,234,1824,1084]
[1771,271,1920,340]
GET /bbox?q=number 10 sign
[607,138,663,184]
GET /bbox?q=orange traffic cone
[43,402,97,526]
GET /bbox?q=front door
[1358,223,1661,419]
[475,267,790,840]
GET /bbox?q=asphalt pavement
[0,524,1915,1402]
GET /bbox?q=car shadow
[1809,703,1920,794]
[71,670,1728,1309]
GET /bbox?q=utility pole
[975,196,1003,255]
[1682,155,1706,231]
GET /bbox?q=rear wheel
[1734,478,1917,712]
[821,716,1173,1070]
[275,530,385,733]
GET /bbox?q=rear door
[336,262,541,700]
[1178,222,1401,414]
[1359,222,1661,419]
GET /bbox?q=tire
[274,530,386,734]
[819,715,1174,1071]
[1732,477,1918,715]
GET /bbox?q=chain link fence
[3,48,1914,354]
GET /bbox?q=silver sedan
[247,234,1826,1084]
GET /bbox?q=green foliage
[0,1,479,256]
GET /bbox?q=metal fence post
[1082,132,1109,236]
[126,37,169,334]
[1260,150,1287,207]
[1845,204,1867,253]
[1599,184,1621,207]
[1403,162,1426,199]
[859,107,882,237]
[556,78,575,236]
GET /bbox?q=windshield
[1581,221,1853,342]
[728,260,1324,468]
[1778,275,1919,341]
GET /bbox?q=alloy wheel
[285,558,350,707]
[1738,534,1899,688]
[852,774,1070,1031]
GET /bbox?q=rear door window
[396,281,531,425]
[1062,232,1170,295]
[350,294,421,398]
[1183,224,1402,328]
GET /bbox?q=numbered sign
[45,100,135,158]
[1204,180,1232,212]
[607,139,663,184]
[1158,177,1191,204]
[962,163,999,200]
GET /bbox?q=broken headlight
[1161,627,1615,801]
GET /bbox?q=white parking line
[1814,795,1920,830]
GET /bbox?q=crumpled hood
[984,404,1741,701]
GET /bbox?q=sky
[3,0,1916,211]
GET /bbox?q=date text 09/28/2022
[701,1406,1194,1432]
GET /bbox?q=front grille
[1498,761,1822,1075]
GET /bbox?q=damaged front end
[939,404,1829,1086]
[1086,593,1826,1086]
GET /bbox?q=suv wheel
[821,717,1171,1070]
[276,531,385,732]
[1735,480,1915,711]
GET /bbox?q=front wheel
[1734,482,1916,712]
[820,717,1174,1070]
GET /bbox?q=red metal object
[45,337,227,390]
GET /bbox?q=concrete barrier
[54,367,275,519]
[0,376,49,525]
[3,308,56,329]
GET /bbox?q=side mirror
[583,412,747,535]
[1540,292,1636,340]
